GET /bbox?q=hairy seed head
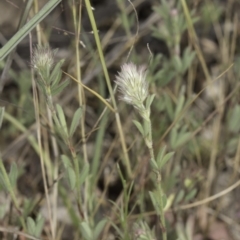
[32,46,55,75]
[115,63,149,109]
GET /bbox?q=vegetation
[0,0,239,239]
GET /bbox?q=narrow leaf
[170,126,178,149]
[67,167,76,190]
[0,107,5,129]
[146,94,155,110]
[149,191,160,214]
[110,221,124,238]
[69,107,82,137]
[0,173,7,191]
[150,158,158,170]
[175,132,191,148]
[56,104,68,137]
[27,217,36,236]
[185,188,197,202]
[132,120,144,136]
[61,155,72,168]
[0,0,62,61]
[156,146,166,165]
[162,194,167,208]
[80,222,93,240]
[159,152,174,169]
[35,215,44,237]
[9,162,18,188]
[175,189,185,204]
[51,79,69,96]
[79,163,90,185]
[172,55,182,73]
[93,219,107,240]
[174,95,185,120]
[50,59,64,85]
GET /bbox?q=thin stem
[72,0,89,221]
[0,155,27,231]
[30,42,54,239]
[68,144,82,216]
[46,99,59,239]
[146,118,167,240]
[47,87,84,226]
[156,178,167,240]
[84,0,132,178]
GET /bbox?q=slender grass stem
[72,0,89,222]
[0,155,27,231]
[84,0,132,178]
[146,120,167,240]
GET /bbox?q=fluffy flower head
[115,63,148,106]
[32,46,54,69]
[115,62,149,120]
[32,46,55,79]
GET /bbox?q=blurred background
[1,0,240,240]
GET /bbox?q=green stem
[49,96,83,220]
[157,180,167,240]
[0,155,27,230]
[146,119,167,240]
[72,0,89,222]
[84,0,132,178]
[69,145,82,215]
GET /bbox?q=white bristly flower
[31,46,55,81]
[32,46,54,69]
[115,63,150,120]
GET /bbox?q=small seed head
[115,63,149,118]
[32,46,55,78]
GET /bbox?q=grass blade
[0,0,61,61]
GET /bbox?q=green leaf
[80,222,93,240]
[61,155,72,168]
[158,65,176,87]
[156,146,166,164]
[159,152,174,169]
[227,137,238,155]
[0,201,8,219]
[22,199,35,218]
[51,79,69,96]
[146,94,155,110]
[93,219,107,240]
[35,215,44,237]
[56,104,68,137]
[175,189,185,204]
[0,173,7,191]
[0,107,5,129]
[163,93,174,120]
[150,158,158,170]
[170,126,178,149]
[79,163,90,185]
[67,167,76,190]
[162,194,167,208]
[149,191,160,215]
[109,221,124,238]
[182,47,196,73]
[133,120,144,136]
[228,105,240,133]
[69,107,82,137]
[0,0,62,61]
[50,59,64,86]
[27,217,36,236]
[185,188,197,202]
[174,95,185,120]
[175,132,191,148]
[9,162,18,188]
[172,55,182,73]
[143,119,150,137]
